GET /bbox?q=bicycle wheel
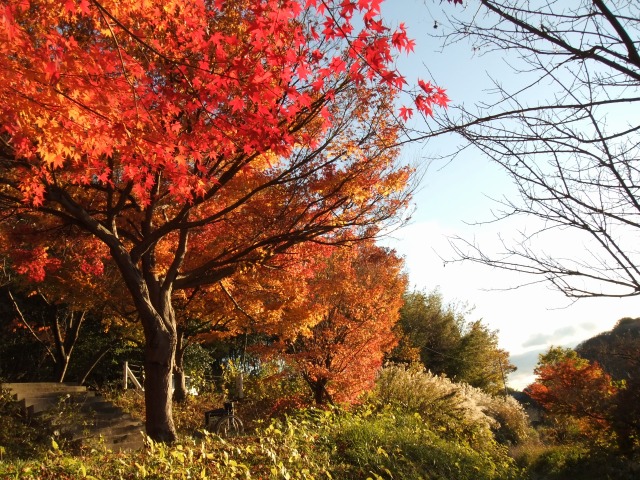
[215,415,243,437]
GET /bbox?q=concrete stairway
[1,382,145,452]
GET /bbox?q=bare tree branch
[423,0,640,298]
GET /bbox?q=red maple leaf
[399,106,413,121]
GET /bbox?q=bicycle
[204,401,244,437]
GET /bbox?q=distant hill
[576,317,640,381]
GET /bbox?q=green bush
[327,408,519,480]
[14,366,640,480]
[0,419,331,479]
[182,343,216,394]
[517,444,639,480]
[232,360,311,424]
[0,404,523,479]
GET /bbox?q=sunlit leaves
[272,240,407,404]
[0,0,443,407]
[526,348,619,441]
[0,0,449,204]
[13,246,61,283]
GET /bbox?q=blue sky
[379,0,640,389]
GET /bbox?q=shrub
[182,343,216,394]
[473,390,531,445]
[328,407,520,480]
[0,402,523,479]
[372,364,531,449]
[232,360,311,424]
[373,364,494,434]
[518,443,639,480]
[0,415,332,479]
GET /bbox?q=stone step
[50,410,135,425]
[86,413,139,426]
[81,426,146,452]
[13,390,97,403]
[21,393,99,415]
[99,423,144,438]
[110,431,144,445]
[2,382,145,451]
[3,382,88,395]
[105,436,146,453]
[78,400,124,415]
[23,398,60,415]
[67,419,144,436]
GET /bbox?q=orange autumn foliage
[265,240,407,405]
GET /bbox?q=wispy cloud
[521,322,606,349]
[522,326,579,348]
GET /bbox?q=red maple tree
[525,351,618,439]
[0,0,448,441]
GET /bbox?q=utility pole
[498,358,509,398]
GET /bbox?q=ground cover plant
[0,365,525,479]
[0,395,522,479]
[3,358,640,479]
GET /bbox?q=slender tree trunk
[78,345,112,386]
[50,308,85,382]
[51,308,67,382]
[172,329,188,403]
[54,356,70,383]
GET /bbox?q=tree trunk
[54,355,70,383]
[311,377,328,405]
[313,383,324,405]
[143,325,177,443]
[172,330,188,403]
[133,282,179,443]
[48,185,185,443]
[112,253,181,442]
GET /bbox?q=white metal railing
[122,362,198,395]
[123,361,144,390]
